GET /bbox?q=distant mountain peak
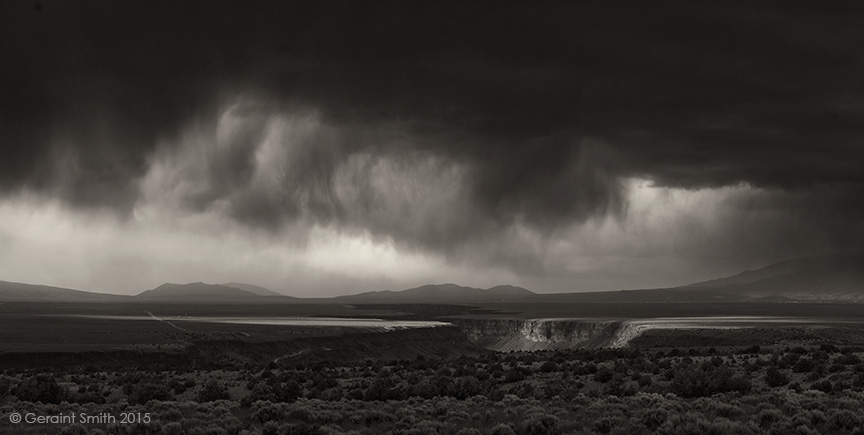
[679,252,864,301]
[137,282,262,300]
[221,282,288,297]
[485,284,534,294]
[335,283,535,303]
[0,280,130,302]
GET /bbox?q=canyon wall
[448,318,623,351]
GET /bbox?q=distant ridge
[0,280,291,303]
[679,252,864,301]
[335,283,535,303]
[682,254,857,289]
[0,280,130,302]
[222,282,288,297]
[137,282,280,302]
[533,252,864,303]
[1,252,860,304]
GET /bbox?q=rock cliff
[448,318,622,351]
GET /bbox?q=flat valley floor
[3,301,864,434]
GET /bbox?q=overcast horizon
[2,2,863,297]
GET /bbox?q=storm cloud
[1,1,862,293]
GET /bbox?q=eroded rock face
[449,318,622,351]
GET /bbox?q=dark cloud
[2,0,863,258]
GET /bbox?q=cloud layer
[1,2,862,294]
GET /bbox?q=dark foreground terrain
[4,344,864,434]
[3,302,864,434]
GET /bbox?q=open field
[465,302,864,320]
[0,302,418,353]
[0,314,394,353]
[4,301,864,357]
[3,301,864,434]
[0,302,454,354]
[8,300,864,320]
[0,302,410,318]
[5,302,864,350]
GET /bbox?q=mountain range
[535,252,864,303]
[333,283,535,304]
[0,252,860,303]
[0,281,131,302]
[137,282,293,302]
[680,252,864,301]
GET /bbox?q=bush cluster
[3,345,864,434]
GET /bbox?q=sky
[1,1,863,296]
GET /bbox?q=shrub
[162,422,183,435]
[670,366,750,398]
[765,367,790,387]
[169,377,188,394]
[490,424,517,435]
[504,367,530,383]
[810,380,833,393]
[252,401,286,423]
[793,358,817,373]
[57,425,88,435]
[130,382,174,405]
[15,375,69,404]
[828,409,859,431]
[594,367,614,383]
[518,414,559,435]
[829,363,846,373]
[540,361,558,373]
[641,409,668,431]
[198,380,230,402]
[0,376,11,397]
[834,354,861,365]
[637,374,652,387]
